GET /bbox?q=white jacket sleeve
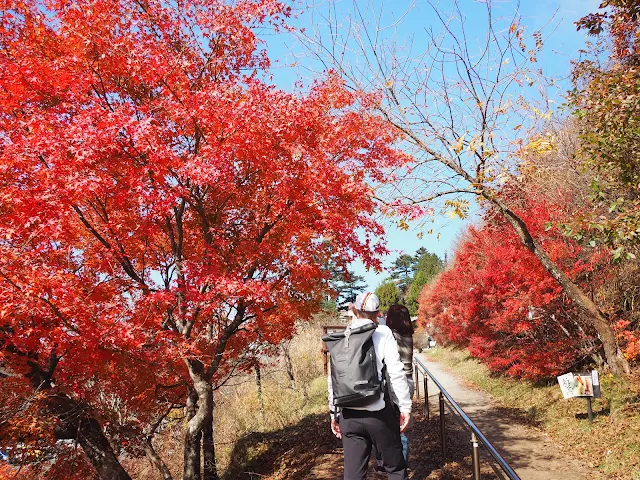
[383,329,412,413]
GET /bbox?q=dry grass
[215,317,331,473]
[426,346,640,479]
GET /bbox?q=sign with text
[557,370,601,399]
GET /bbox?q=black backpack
[323,322,383,408]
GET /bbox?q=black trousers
[339,403,407,480]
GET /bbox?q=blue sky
[263,0,601,290]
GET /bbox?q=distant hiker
[373,303,415,471]
[385,304,415,463]
[324,292,411,480]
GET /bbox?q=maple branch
[165,199,193,336]
[239,199,296,282]
[205,300,247,380]
[73,205,150,292]
[155,382,186,397]
[189,282,210,336]
[143,407,175,480]
[212,354,254,391]
[190,185,213,245]
[162,307,179,333]
[112,236,148,288]
[373,188,477,206]
[256,208,287,243]
[0,367,20,378]
[73,205,111,249]
[89,70,116,113]
[25,348,59,391]
[193,119,206,154]
[0,269,79,334]
[39,297,78,332]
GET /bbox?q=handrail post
[439,391,447,459]
[414,368,420,399]
[424,375,429,419]
[471,432,481,480]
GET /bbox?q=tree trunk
[202,388,218,480]
[282,344,296,389]
[144,439,173,480]
[490,195,630,374]
[184,361,214,480]
[255,362,265,424]
[184,428,202,480]
[49,398,131,480]
[183,388,202,480]
[27,357,131,480]
[74,418,133,480]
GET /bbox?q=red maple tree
[0,1,407,478]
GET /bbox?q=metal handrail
[413,356,521,480]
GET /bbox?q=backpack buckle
[344,325,352,348]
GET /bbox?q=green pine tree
[405,249,443,315]
[374,279,402,312]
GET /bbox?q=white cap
[354,292,380,312]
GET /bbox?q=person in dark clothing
[386,304,414,463]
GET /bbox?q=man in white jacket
[328,292,411,480]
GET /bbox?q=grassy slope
[425,346,640,479]
[220,376,337,480]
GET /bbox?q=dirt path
[414,352,597,480]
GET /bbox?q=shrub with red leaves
[419,198,605,380]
